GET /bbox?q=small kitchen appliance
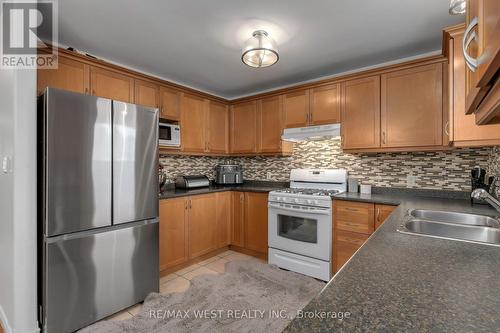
[175,175,210,189]
[215,164,243,185]
[268,169,347,281]
[159,122,180,147]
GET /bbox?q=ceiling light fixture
[449,0,466,15]
[241,30,279,68]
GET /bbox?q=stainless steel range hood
[281,124,341,142]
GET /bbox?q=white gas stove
[268,169,347,281]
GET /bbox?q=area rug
[80,258,325,333]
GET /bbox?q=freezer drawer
[42,221,159,333]
[44,88,112,236]
[113,101,159,224]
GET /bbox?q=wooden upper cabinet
[258,95,284,153]
[244,192,268,254]
[90,66,134,102]
[231,192,245,247]
[159,197,188,271]
[187,194,217,259]
[448,27,500,146]
[283,90,310,128]
[310,84,341,125]
[207,101,229,153]
[230,101,257,153]
[159,86,181,120]
[134,79,159,108]
[37,56,89,95]
[464,0,500,121]
[341,76,381,150]
[181,93,207,153]
[381,63,443,148]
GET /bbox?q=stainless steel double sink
[398,209,500,246]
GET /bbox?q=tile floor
[101,250,258,322]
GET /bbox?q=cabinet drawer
[334,200,374,234]
[334,230,369,272]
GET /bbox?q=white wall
[0,68,39,333]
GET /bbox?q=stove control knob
[307,199,313,204]
[294,198,299,203]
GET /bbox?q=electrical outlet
[266,172,272,180]
[407,175,417,187]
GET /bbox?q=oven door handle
[268,203,331,215]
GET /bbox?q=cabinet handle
[444,121,449,137]
[344,207,359,212]
[462,17,479,72]
[376,208,380,222]
[91,89,96,96]
[84,88,89,94]
[382,132,386,145]
[185,200,188,210]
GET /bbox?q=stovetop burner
[273,188,341,196]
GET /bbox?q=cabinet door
[181,94,207,153]
[188,194,217,259]
[159,198,188,271]
[283,90,310,128]
[37,56,89,95]
[230,101,257,153]
[334,200,375,235]
[244,192,268,253]
[231,192,245,247]
[381,64,443,148]
[90,67,134,102]
[258,96,284,153]
[341,76,381,149]
[375,204,396,230]
[334,230,369,272]
[207,101,229,153]
[216,192,232,248]
[464,0,500,116]
[159,86,181,120]
[134,79,158,108]
[310,84,341,125]
[450,29,500,145]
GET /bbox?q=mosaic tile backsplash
[160,140,499,193]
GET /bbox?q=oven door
[268,202,331,261]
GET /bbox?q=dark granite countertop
[285,192,500,333]
[158,181,288,199]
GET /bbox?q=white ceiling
[57,0,463,99]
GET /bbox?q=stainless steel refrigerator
[38,88,159,333]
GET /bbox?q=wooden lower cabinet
[216,192,232,247]
[333,200,396,272]
[159,197,188,271]
[159,191,272,272]
[335,200,375,234]
[334,230,369,272]
[188,194,217,259]
[244,192,268,254]
[231,192,245,247]
[375,204,396,229]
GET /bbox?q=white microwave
[159,122,181,147]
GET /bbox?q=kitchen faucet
[471,188,500,213]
